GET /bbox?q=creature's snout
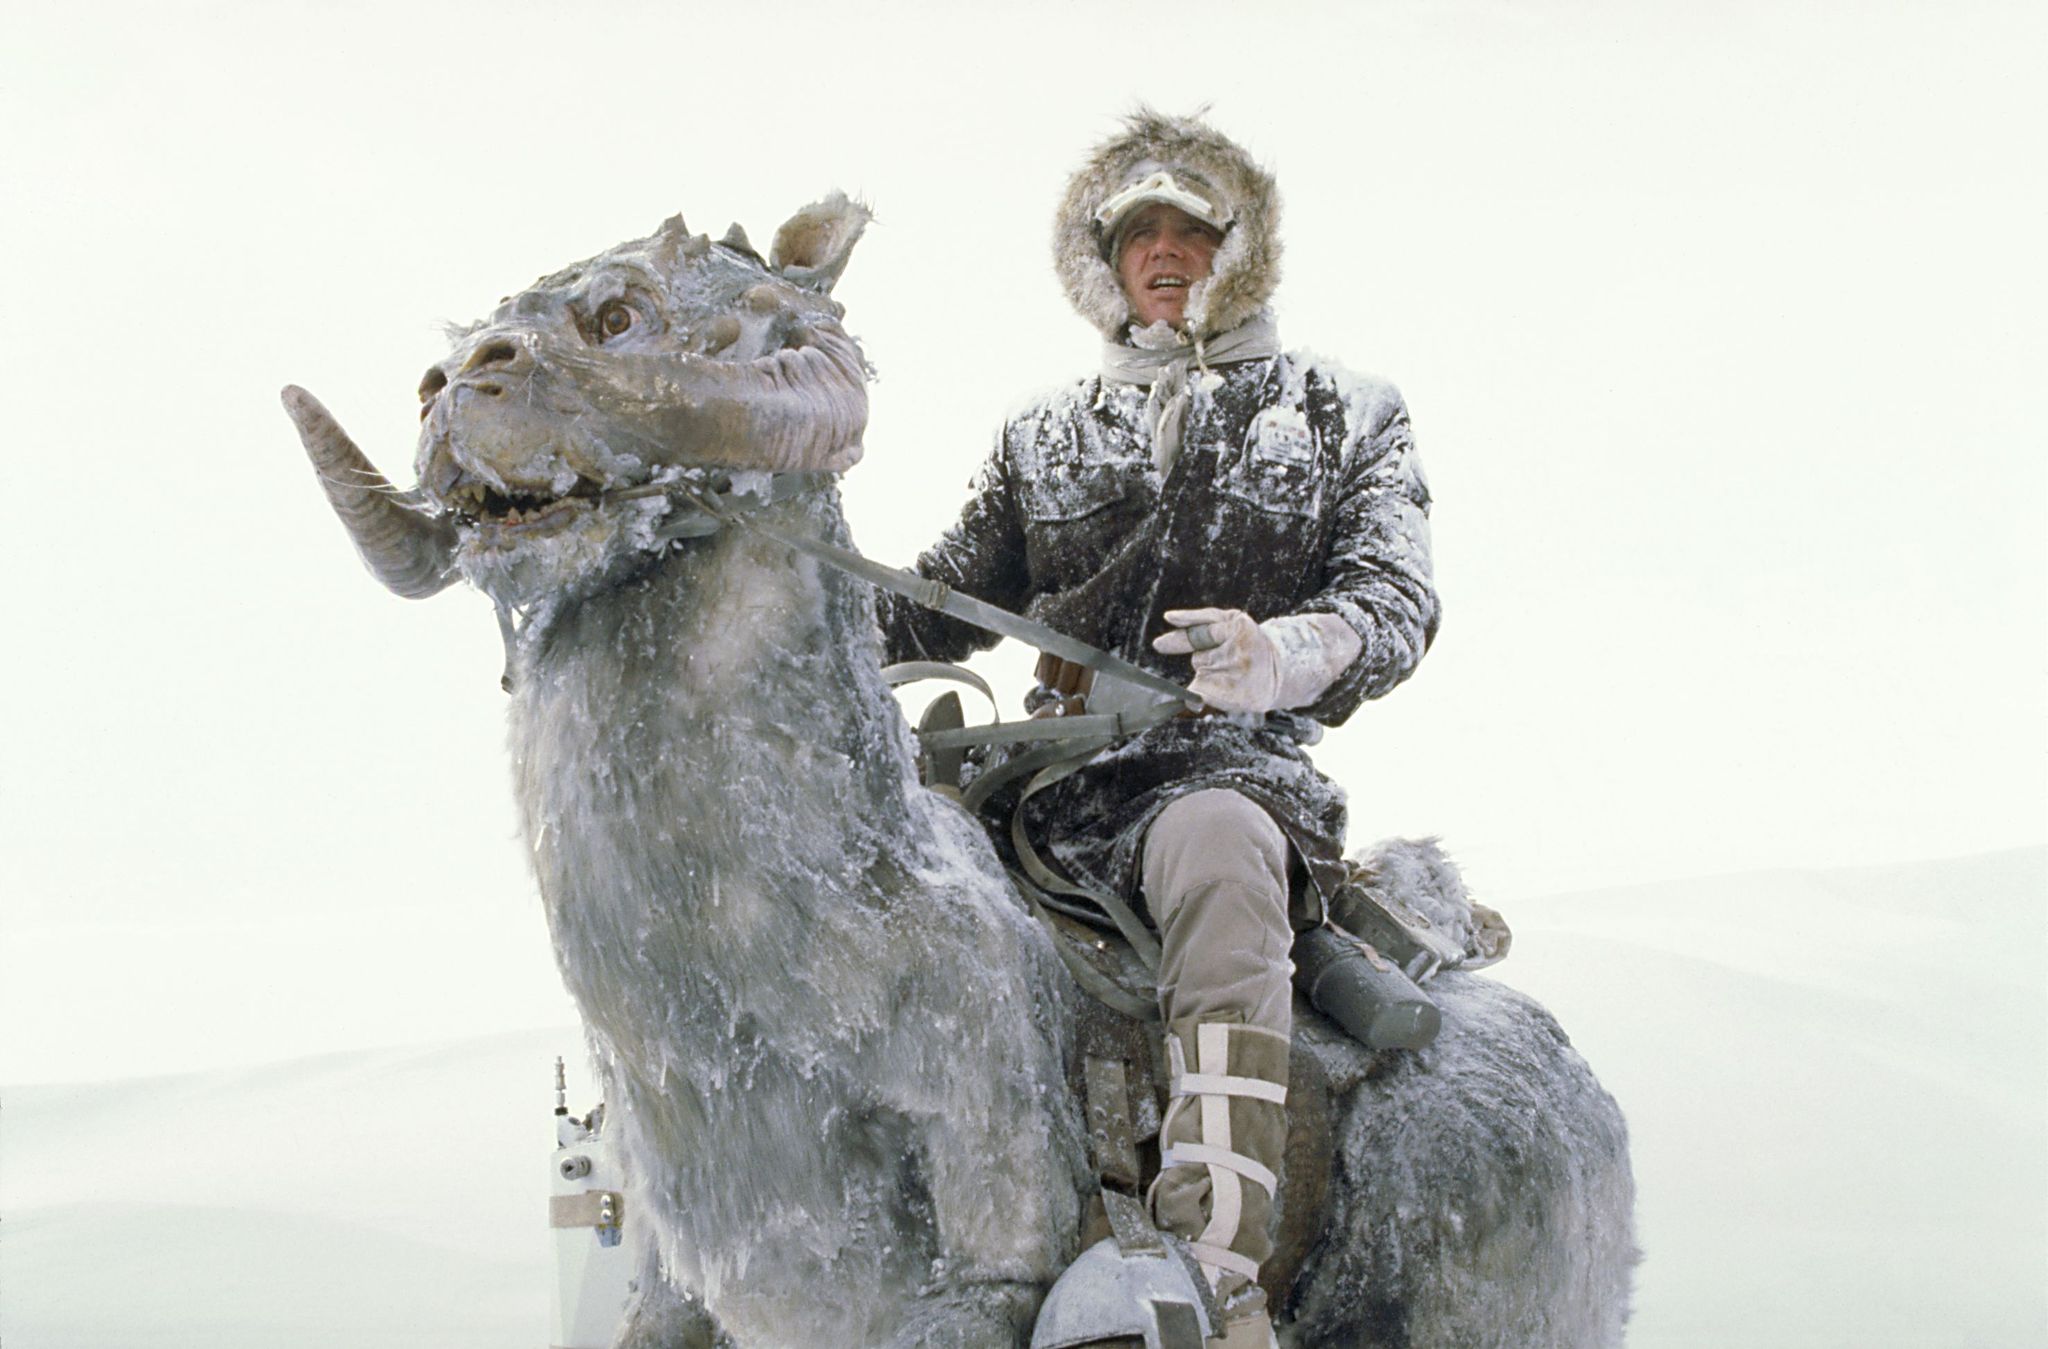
[419,329,538,416]
[415,326,591,506]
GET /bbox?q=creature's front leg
[613,1284,731,1349]
[887,996,1089,1345]
[612,1222,735,1349]
[883,1280,1048,1349]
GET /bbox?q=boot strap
[1161,1142,1278,1196]
[1172,1071,1288,1104]
[1152,1023,1290,1288]
[1186,1241,1261,1284]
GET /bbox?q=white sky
[2,0,2043,1083]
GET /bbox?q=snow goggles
[1092,169,1232,239]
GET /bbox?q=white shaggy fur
[510,511,1089,1346]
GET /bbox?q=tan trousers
[1140,789,1293,1299]
[1140,788,1294,1035]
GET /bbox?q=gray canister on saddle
[1292,926,1441,1051]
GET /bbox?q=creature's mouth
[445,475,605,543]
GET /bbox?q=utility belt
[1030,652,1216,722]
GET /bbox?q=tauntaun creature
[283,193,1636,1348]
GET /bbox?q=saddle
[897,659,1512,1305]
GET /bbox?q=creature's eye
[597,300,636,340]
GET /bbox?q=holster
[1033,651,1231,724]
[1031,652,1096,719]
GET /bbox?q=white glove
[1152,608,1363,715]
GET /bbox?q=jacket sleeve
[877,431,1032,665]
[1293,379,1441,726]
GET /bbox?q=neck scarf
[1099,311,1281,477]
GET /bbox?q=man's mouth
[1147,275,1191,291]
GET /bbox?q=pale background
[1,1,2043,1345]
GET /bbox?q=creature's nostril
[419,367,448,400]
[462,340,522,374]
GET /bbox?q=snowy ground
[4,849,2042,1348]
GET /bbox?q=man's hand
[1152,607,1282,714]
[1154,607,1366,715]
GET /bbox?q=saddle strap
[1012,877,1159,1022]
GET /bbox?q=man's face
[1114,203,1223,331]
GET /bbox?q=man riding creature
[281,108,1633,1349]
[883,109,1437,1347]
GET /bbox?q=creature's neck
[505,491,927,982]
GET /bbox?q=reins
[677,478,1198,715]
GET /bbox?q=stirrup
[1030,1230,1217,1349]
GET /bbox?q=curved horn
[644,322,870,474]
[281,385,459,598]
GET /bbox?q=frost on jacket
[879,350,1439,910]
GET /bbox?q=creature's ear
[770,192,872,293]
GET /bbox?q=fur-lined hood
[1053,109,1280,343]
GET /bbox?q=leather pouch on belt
[1034,651,1239,724]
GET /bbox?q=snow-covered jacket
[880,351,1438,915]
